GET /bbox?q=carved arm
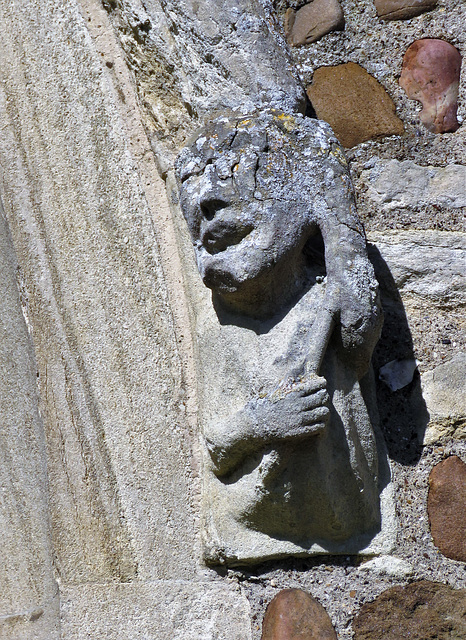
[317,177,383,379]
[204,376,329,477]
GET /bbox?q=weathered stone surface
[421,354,466,445]
[60,582,252,640]
[374,0,437,20]
[176,109,394,564]
[400,39,462,133]
[307,63,404,147]
[0,204,60,639]
[285,0,344,46]
[104,0,306,162]
[428,456,466,561]
[358,555,413,578]
[261,589,337,640]
[0,0,464,639]
[353,581,466,640]
[361,159,466,209]
[367,231,465,305]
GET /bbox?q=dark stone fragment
[353,580,466,640]
[261,589,337,640]
[428,455,466,561]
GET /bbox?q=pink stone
[400,39,462,134]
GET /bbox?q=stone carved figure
[176,110,392,564]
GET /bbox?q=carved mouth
[202,221,254,255]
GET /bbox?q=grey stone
[421,353,466,445]
[176,109,394,564]
[103,0,306,160]
[362,160,466,209]
[60,582,252,640]
[0,0,464,637]
[367,230,465,386]
[367,230,465,305]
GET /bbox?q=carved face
[175,111,350,316]
[176,115,319,295]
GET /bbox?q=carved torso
[196,280,382,563]
[176,110,393,564]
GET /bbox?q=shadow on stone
[214,554,360,579]
[368,245,429,465]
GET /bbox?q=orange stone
[428,455,466,561]
[307,63,404,148]
[261,589,337,640]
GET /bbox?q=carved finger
[297,376,327,396]
[284,421,326,440]
[301,389,329,410]
[300,405,330,426]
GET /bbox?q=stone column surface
[0,202,60,639]
[0,0,199,584]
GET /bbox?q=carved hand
[205,375,329,477]
[325,258,382,378]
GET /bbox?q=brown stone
[428,455,466,561]
[374,0,437,21]
[261,589,337,640]
[400,39,462,133]
[353,581,466,640]
[285,0,344,47]
[307,62,404,147]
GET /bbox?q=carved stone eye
[200,199,229,220]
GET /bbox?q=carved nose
[200,198,229,221]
